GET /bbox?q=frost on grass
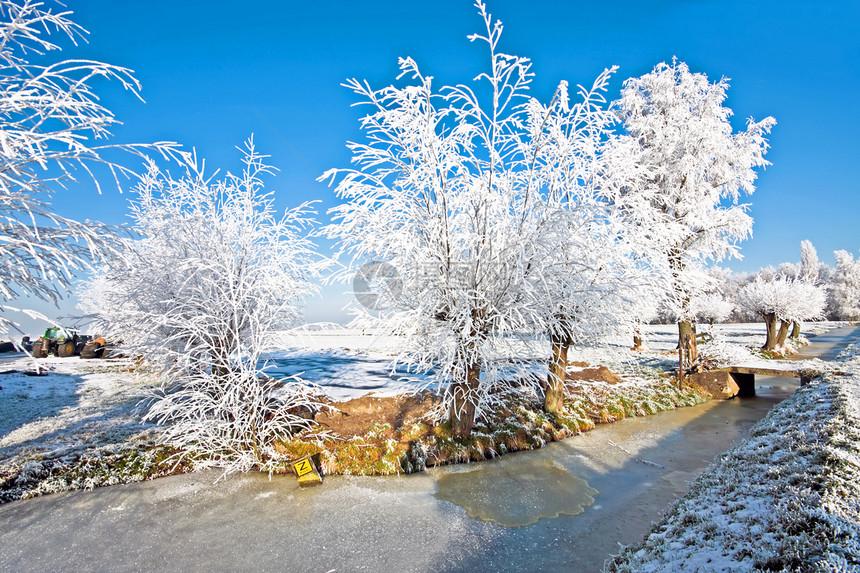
[607,339,860,572]
[275,370,707,477]
[0,357,175,503]
[0,322,844,498]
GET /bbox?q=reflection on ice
[434,457,598,527]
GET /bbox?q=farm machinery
[28,327,110,358]
[80,336,111,359]
[30,327,87,357]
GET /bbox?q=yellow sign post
[292,454,323,487]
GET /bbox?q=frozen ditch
[0,364,813,572]
[607,332,860,571]
[0,324,855,572]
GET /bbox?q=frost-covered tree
[799,240,823,284]
[695,292,734,328]
[720,270,755,323]
[739,275,825,350]
[610,59,776,346]
[831,250,860,321]
[80,141,322,472]
[539,210,650,413]
[779,240,827,338]
[521,69,656,415]
[738,276,785,350]
[0,0,178,343]
[692,267,734,328]
[323,2,628,434]
[629,286,661,350]
[779,280,826,347]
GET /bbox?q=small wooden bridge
[688,366,822,399]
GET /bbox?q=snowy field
[0,321,847,502]
[0,356,160,500]
[269,321,841,400]
[608,333,860,571]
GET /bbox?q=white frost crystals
[80,141,325,473]
[0,0,179,343]
[831,250,860,321]
[608,340,860,572]
[321,1,634,436]
[739,275,826,351]
[609,59,776,343]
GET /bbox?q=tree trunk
[791,321,801,340]
[212,337,233,379]
[450,361,481,438]
[678,319,694,349]
[669,247,694,351]
[776,320,790,348]
[762,312,778,350]
[688,331,698,364]
[545,332,570,415]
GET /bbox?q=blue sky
[30,0,860,327]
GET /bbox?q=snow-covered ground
[0,321,848,502]
[0,356,162,500]
[607,333,860,572]
[269,321,843,400]
[264,347,431,401]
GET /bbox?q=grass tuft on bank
[273,376,707,477]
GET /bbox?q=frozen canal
[0,326,857,572]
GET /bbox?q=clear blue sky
[32,0,860,328]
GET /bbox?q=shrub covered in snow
[80,142,325,473]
